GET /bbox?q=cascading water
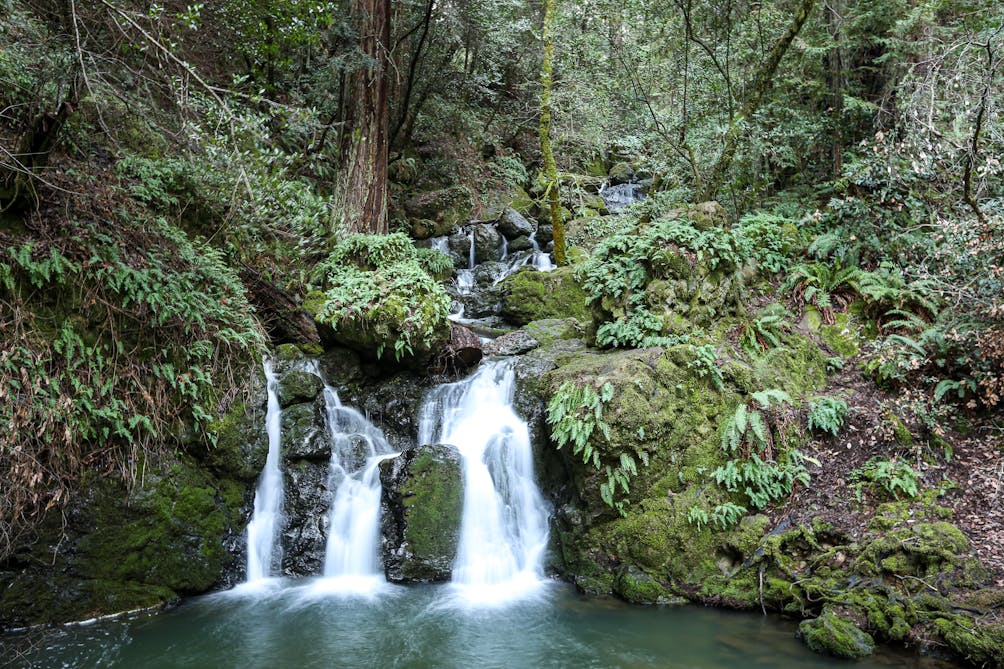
[245,359,284,582]
[418,360,549,604]
[318,381,396,591]
[599,182,645,212]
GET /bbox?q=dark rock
[607,161,634,185]
[507,235,534,253]
[536,224,554,244]
[498,209,535,239]
[380,444,464,582]
[430,323,483,374]
[448,231,474,269]
[277,370,323,408]
[281,459,331,576]
[473,260,506,286]
[473,224,504,263]
[280,399,330,462]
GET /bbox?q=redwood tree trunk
[339,0,392,234]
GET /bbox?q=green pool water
[6,581,955,669]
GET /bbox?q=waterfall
[245,359,284,582]
[418,360,549,603]
[529,233,554,272]
[319,382,396,587]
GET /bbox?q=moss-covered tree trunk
[539,0,566,266]
[338,0,392,234]
[700,0,818,202]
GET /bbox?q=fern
[807,397,848,435]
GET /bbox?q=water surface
[7,582,950,669]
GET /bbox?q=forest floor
[775,365,1004,582]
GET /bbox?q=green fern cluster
[714,389,810,512]
[850,457,920,501]
[546,380,647,514]
[577,215,750,349]
[807,397,848,435]
[0,216,264,556]
[310,233,452,361]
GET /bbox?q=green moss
[501,265,593,326]
[399,448,463,568]
[935,616,1004,668]
[207,400,267,480]
[752,331,827,398]
[819,313,861,358]
[882,410,913,447]
[798,610,876,659]
[78,456,241,594]
[614,566,684,604]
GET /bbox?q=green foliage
[711,502,749,530]
[687,505,710,531]
[807,397,849,435]
[784,261,861,320]
[311,235,451,361]
[688,344,724,390]
[0,215,264,556]
[578,213,749,348]
[738,304,788,354]
[736,213,803,274]
[714,389,808,511]
[850,457,921,501]
[547,380,646,515]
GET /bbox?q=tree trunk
[701,0,818,201]
[539,0,566,266]
[0,102,74,213]
[338,0,392,234]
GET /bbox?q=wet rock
[607,161,634,185]
[380,444,464,582]
[484,330,539,357]
[281,460,331,576]
[498,208,535,239]
[473,260,507,286]
[536,224,553,244]
[280,399,330,462]
[448,231,474,269]
[507,235,534,253]
[277,370,323,408]
[473,224,504,263]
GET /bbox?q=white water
[245,360,284,582]
[319,383,396,589]
[599,182,645,212]
[418,360,549,604]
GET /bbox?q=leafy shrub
[807,397,849,435]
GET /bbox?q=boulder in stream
[380,444,463,582]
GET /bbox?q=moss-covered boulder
[307,234,452,363]
[798,610,876,659]
[277,370,323,408]
[500,266,592,326]
[404,185,475,239]
[380,444,464,582]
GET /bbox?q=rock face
[472,223,504,263]
[379,444,464,582]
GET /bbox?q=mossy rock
[936,616,1004,668]
[277,370,323,408]
[403,185,475,239]
[798,610,876,659]
[752,331,828,398]
[206,399,268,480]
[500,266,592,326]
[380,444,464,582]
